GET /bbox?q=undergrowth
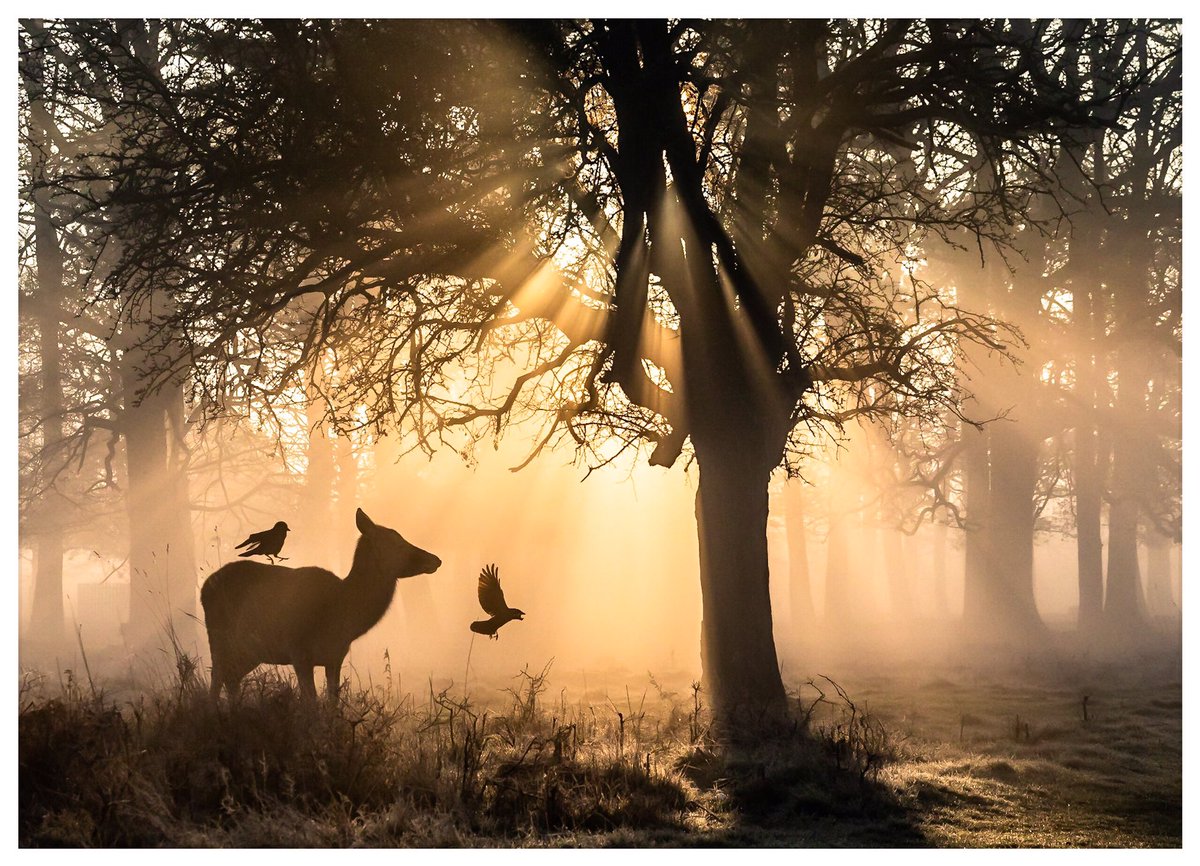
[19,658,906,847]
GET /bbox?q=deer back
[201,561,348,665]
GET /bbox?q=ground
[831,654,1182,847]
[18,635,1181,847]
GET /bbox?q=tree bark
[694,446,788,726]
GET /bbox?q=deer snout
[423,553,442,574]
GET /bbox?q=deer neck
[336,538,399,640]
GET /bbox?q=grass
[824,646,1183,848]
[18,644,1181,847]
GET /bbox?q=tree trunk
[1073,278,1106,633]
[783,481,814,626]
[1074,427,1105,632]
[1104,321,1150,633]
[23,19,67,648]
[599,21,794,727]
[985,422,1044,639]
[960,419,991,627]
[1104,492,1143,629]
[694,446,788,726]
[1143,529,1174,619]
[28,216,66,647]
[122,362,198,651]
[962,423,1044,641]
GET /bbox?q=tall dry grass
[19,649,906,847]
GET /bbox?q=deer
[201,508,441,703]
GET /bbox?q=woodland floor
[18,633,1181,848]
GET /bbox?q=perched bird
[470,563,525,640]
[235,521,290,564]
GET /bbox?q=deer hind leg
[324,653,347,706]
[294,660,318,703]
[222,671,245,702]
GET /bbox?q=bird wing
[477,564,508,616]
[235,529,268,549]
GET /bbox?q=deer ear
[355,508,375,534]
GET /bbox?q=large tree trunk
[600,21,798,727]
[694,444,788,726]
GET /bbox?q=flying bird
[470,563,525,640]
[235,521,290,564]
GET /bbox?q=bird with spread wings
[470,564,525,639]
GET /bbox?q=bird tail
[237,549,256,558]
[234,540,252,549]
[469,620,492,635]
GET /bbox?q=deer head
[355,507,441,578]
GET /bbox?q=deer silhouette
[201,508,441,703]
